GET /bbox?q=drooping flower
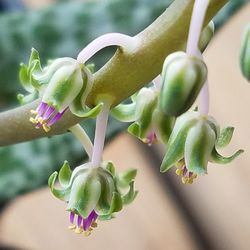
[48,161,137,235]
[111,87,175,146]
[160,111,243,184]
[19,48,102,132]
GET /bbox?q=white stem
[91,102,110,167]
[77,33,138,63]
[152,75,162,90]
[186,0,209,56]
[198,80,209,115]
[69,124,93,159]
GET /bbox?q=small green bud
[240,24,250,81]
[160,51,207,116]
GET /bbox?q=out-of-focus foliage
[0,0,247,203]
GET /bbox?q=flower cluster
[49,161,137,236]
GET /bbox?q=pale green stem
[69,124,93,159]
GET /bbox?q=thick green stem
[0,0,228,146]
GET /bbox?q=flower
[111,87,175,146]
[160,111,243,184]
[19,48,102,132]
[48,161,137,235]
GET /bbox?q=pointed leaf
[109,192,123,213]
[117,168,137,188]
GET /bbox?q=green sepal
[70,102,103,118]
[17,91,39,105]
[58,161,72,188]
[111,103,137,122]
[109,192,123,213]
[104,161,116,177]
[122,181,138,205]
[98,214,115,221]
[117,168,137,188]
[240,23,250,81]
[211,148,244,164]
[48,171,71,201]
[216,127,234,148]
[184,121,216,174]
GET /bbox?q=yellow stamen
[68,225,76,230]
[29,117,38,124]
[188,179,193,184]
[181,177,188,184]
[30,110,38,115]
[91,222,98,228]
[75,227,83,234]
[84,231,92,237]
[42,123,51,132]
[175,169,183,176]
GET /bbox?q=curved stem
[69,124,93,159]
[186,0,209,56]
[77,33,139,63]
[91,102,111,167]
[186,0,210,115]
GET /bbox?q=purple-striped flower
[29,57,94,132]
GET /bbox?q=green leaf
[105,161,116,177]
[216,127,234,148]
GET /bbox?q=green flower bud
[111,87,174,145]
[199,21,215,52]
[160,52,207,116]
[160,111,243,184]
[48,160,137,235]
[240,24,250,81]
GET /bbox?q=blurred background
[0,0,249,249]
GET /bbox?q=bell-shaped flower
[240,23,250,81]
[19,49,102,132]
[48,161,137,236]
[111,87,175,145]
[160,111,243,184]
[160,51,207,117]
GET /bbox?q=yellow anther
[142,138,149,144]
[84,231,92,237]
[192,173,198,179]
[91,222,98,228]
[37,117,45,124]
[181,177,188,184]
[29,117,38,124]
[188,179,193,184]
[75,227,83,234]
[30,110,38,115]
[68,225,76,230]
[42,123,51,133]
[175,169,183,176]
[175,160,185,168]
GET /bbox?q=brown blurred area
[1,1,250,250]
